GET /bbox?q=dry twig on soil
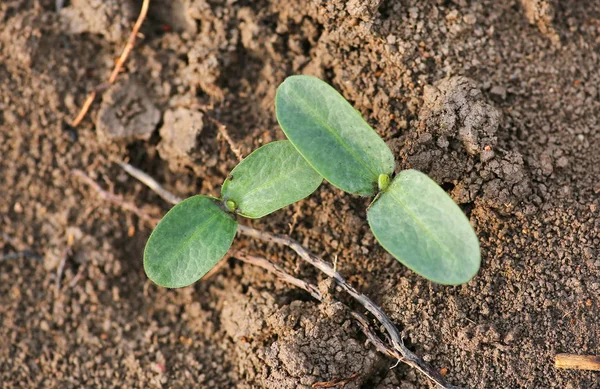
[311,372,361,388]
[71,169,159,225]
[71,0,151,127]
[117,162,183,205]
[210,117,244,162]
[1,233,42,262]
[116,162,464,389]
[555,354,600,371]
[235,252,401,363]
[0,251,42,262]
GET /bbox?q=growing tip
[225,199,237,212]
[378,174,391,192]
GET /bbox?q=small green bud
[225,199,237,212]
[378,174,391,192]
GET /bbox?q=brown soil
[1,0,599,387]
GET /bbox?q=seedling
[276,76,480,284]
[144,75,481,288]
[144,140,322,287]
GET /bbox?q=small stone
[490,85,507,100]
[40,320,50,332]
[556,156,568,168]
[463,14,477,25]
[480,148,495,163]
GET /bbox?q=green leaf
[144,195,238,288]
[221,141,322,219]
[367,170,480,285]
[276,75,395,196]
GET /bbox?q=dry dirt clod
[157,107,204,171]
[96,77,160,142]
[220,287,381,389]
[419,76,501,159]
[59,0,136,42]
[402,76,533,212]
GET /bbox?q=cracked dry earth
[1,0,600,388]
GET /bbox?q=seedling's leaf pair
[277,76,481,284]
[144,141,321,288]
[145,75,481,289]
[276,76,395,196]
[222,141,322,218]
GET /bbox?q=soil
[1,0,599,388]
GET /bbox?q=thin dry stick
[351,312,403,360]
[71,169,159,225]
[55,246,71,295]
[72,0,151,127]
[117,162,183,205]
[312,372,361,388]
[555,354,600,371]
[235,252,400,361]
[118,162,463,389]
[0,251,41,262]
[235,252,322,301]
[209,117,244,162]
[237,225,460,389]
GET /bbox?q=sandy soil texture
[1,0,599,387]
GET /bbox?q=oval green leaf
[144,195,238,288]
[221,140,322,219]
[276,75,395,196]
[367,170,480,285]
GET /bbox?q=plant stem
[117,162,183,205]
[116,161,464,389]
[235,251,322,301]
[235,252,403,361]
[236,225,460,388]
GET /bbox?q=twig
[55,230,76,295]
[55,247,71,295]
[0,251,42,262]
[56,0,64,12]
[555,354,600,371]
[351,312,403,360]
[235,252,322,300]
[71,169,159,225]
[312,372,361,388]
[237,225,460,388]
[235,252,401,363]
[1,233,42,262]
[117,162,183,205]
[208,117,244,162]
[72,0,151,127]
[117,163,464,389]
[68,264,87,288]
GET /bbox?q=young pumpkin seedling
[140,75,480,389]
[145,75,480,288]
[144,140,321,288]
[276,75,481,284]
